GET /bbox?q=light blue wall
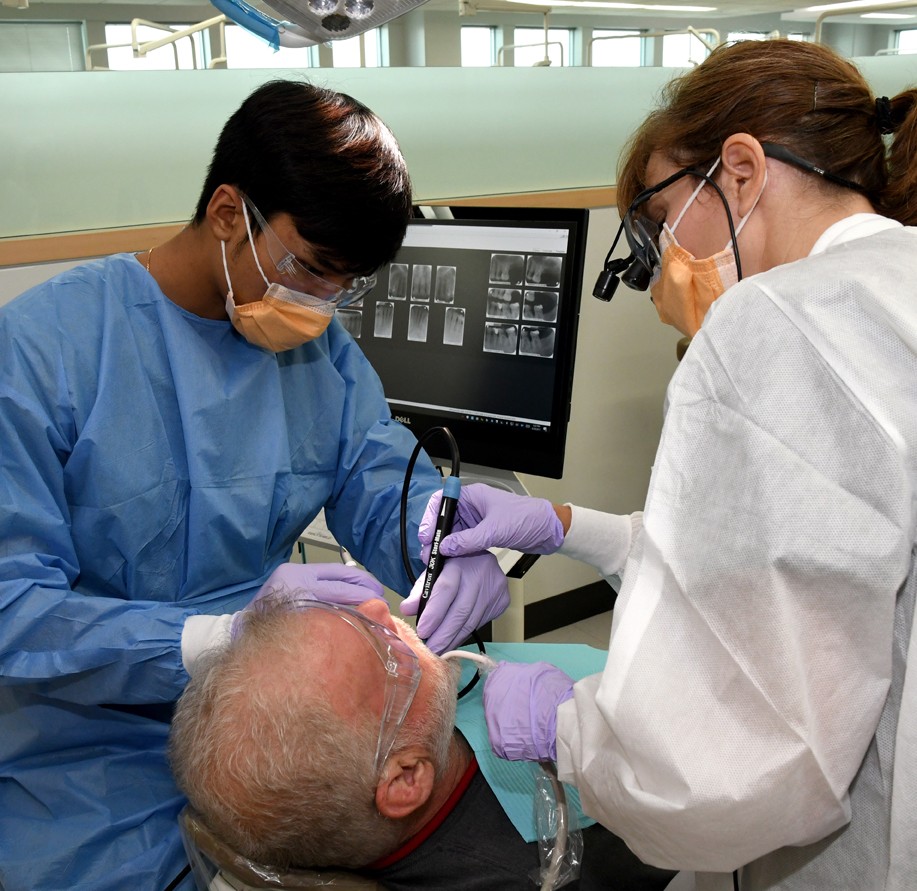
[3,56,916,240]
[2,65,663,238]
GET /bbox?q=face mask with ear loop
[221,202,336,352]
[651,157,767,337]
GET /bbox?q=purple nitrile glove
[251,562,386,608]
[183,563,387,675]
[418,483,565,559]
[234,562,386,637]
[400,552,510,654]
[483,661,575,762]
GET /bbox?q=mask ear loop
[220,240,237,319]
[669,157,721,236]
[723,170,768,251]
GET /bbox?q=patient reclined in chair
[169,592,675,890]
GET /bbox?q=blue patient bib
[454,641,606,842]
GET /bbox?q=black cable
[400,427,460,582]
[163,865,190,891]
[399,426,486,699]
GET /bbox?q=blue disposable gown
[0,254,441,891]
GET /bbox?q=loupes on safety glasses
[242,196,377,308]
[277,598,421,776]
[593,165,719,302]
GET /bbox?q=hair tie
[876,96,895,135]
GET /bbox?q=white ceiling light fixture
[210,0,428,46]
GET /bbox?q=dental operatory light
[210,0,426,47]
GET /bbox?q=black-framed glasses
[593,141,864,304]
[594,164,740,301]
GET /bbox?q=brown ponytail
[880,89,917,224]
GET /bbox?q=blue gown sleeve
[0,289,196,706]
[321,322,442,595]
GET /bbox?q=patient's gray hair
[169,596,456,870]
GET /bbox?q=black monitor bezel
[367,205,588,479]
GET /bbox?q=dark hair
[193,79,413,274]
[618,39,917,226]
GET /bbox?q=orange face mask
[226,283,334,352]
[221,205,335,353]
[650,161,766,337]
[650,230,741,337]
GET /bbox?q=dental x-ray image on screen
[388,263,408,300]
[523,290,559,323]
[374,302,394,339]
[488,253,525,286]
[338,309,363,339]
[434,266,457,304]
[525,254,563,288]
[408,304,430,342]
[444,307,466,346]
[483,322,518,355]
[486,288,522,320]
[411,264,432,301]
[520,325,556,358]
[355,207,588,478]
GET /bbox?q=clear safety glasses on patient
[280,598,421,775]
[242,196,377,309]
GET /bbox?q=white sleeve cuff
[558,506,642,579]
[181,613,235,676]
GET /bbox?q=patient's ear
[375,748,435,820]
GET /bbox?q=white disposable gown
[556,215,917,889]
[0,254,440,891]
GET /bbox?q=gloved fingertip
[439,529,479,557]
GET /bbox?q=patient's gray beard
[389,626,461,772]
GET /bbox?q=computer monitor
[342,206,589,479]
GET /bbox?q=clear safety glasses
[280,598,421,775]
[242,196,377,308]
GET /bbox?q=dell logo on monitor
[394,415,412,426]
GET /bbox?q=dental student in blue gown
[0,79,508,891]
